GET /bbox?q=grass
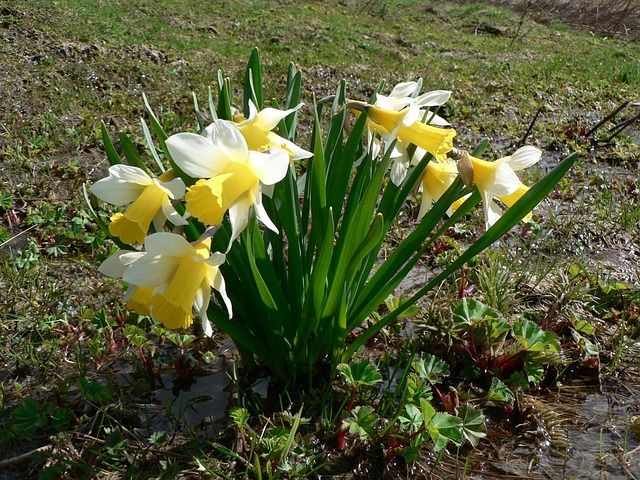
[1,0,640,478]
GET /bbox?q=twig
[607,112,640,142]
[72,432,192,459]
[0,444,53,469]
[519,106,542,145]
[0,224,37,249]
[509,0,532,48]
[585,100,630,138]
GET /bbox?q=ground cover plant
[1,0,639,478]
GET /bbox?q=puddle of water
[148,368,230,436]
[451,382,640,479]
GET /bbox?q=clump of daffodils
[91,79,542,336]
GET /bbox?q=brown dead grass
[456,0,640,41]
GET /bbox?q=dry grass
[457,0,640,41]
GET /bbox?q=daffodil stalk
[88,48,577,383]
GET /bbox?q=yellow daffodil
[364,104,456,160]
[417,158,459,220]
[101,233,232,336]
[469,145,542,229]
[166,120,290,243]
[233,100,312,162]
[361,82,452,186]
[348,97,456,189]
[91,165,188,244]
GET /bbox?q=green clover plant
[88,48,578,383]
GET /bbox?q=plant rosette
[87,48,577,383]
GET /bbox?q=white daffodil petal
[481,190,495,230]
[374,94,393,110]
[417,192,433,221]
[269,135,313,160]
[261,183,275,198]
[416,90,452,107]
[206,120,250,161]
[400,104,421,127]
[201,317,214,337]
[120,251,146,266]
[255,102,304,131]
[98,250,143,278]
[255,200,279,234]
[193,282,213,336]
[123,254,180,287]
[246,100,259,122]
[165,133,225,178]
[486,201,503,229]
[144,232,193,257]
[161,198,189,226]
[409,146,428,167]
[249,149,289,185]
[91,178,145,206]
[507,145,542,171]
[152,208,167,233]
[490,164,522,197]
[212,270,233,318]
[390,158,409,187]
[227,197,252,246]
[204,251,227,267]
[110,164,154,184]
[390,81,420,98]
[159,177,186,199]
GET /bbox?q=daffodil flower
[101,232,232,336]
[348,99,456,187]
[91,165,188,244]
[234,100,312,162]
[469,145,542,229]
[362,83,453,185]
[417,158,459,220]
[365,104,455,159]
[166,120,290,243]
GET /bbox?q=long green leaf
[355,152,433,292]
[192,91,205,133]
[217,72,233,121]
[100,122,122,166]
[347,180,468,331]
[271,167,305,319]
[244,48,263,115]
[142,92,169,146]
[140,118,165,174]
[327,113,367,227]
[297,208,335,350]
[283,64,301,139]
[307,103,329,254]
[142,93,195,186]
[208,86,218,121]
[119,132,150,173]
[344,213,384,294]
[320,142,394,317]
